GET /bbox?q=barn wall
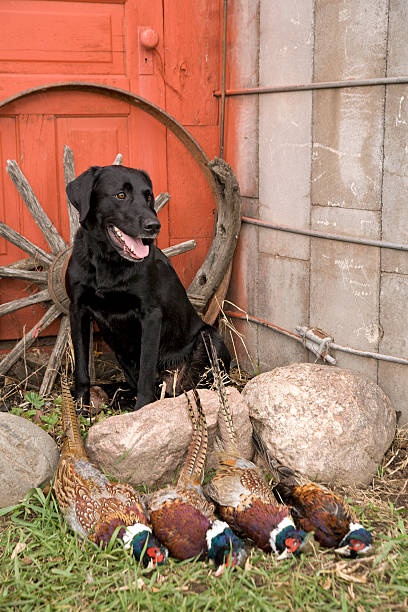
[226,0,408,423]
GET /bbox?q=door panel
[0,1,126,75]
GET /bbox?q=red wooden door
[0,0,221,344]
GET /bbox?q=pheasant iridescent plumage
[148,389,246,570]
[204,346,309,559]
[54,378,168,566]
[252,430,373,558]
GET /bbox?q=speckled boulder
[242,363,396,485]
[85,387,253,488]
[0,413,59,508]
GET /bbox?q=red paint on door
[0,0,221,343]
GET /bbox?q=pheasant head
[335,523,372,558]
[206,520,247,570]
[123,524,168,567]
[270,517,310,560]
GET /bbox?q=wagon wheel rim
[0,83,241,394]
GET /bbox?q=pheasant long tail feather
[252,428,299,486]
[205,335,238,453]
[177,390,206,487]
[189,388,208,484]
[60,377,87,459]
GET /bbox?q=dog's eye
[115,192,126,200]
[147,194,153,203]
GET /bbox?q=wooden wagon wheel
[0,83,241,395]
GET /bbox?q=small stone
[0,413,59,508]
[85,387,253,488]
[242,363,396,486]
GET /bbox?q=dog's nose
[143,219,161,234]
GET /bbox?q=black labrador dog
[66,165,230,411]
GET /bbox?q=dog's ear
[66,166,102,225]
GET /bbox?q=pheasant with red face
[204,344,309,559]
[54,379,168,567]
[252,430,373,558]
[148,389,246,570]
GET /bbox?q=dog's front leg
[69,304,91,411]
[135,308,162,410]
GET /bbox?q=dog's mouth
[106,225,151,261]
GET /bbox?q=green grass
[1,488,407,611]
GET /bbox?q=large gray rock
[85,387,253,488]
[0,413,60,508]
[243,363,396,485]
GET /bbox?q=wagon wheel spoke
[0,288,51,316]
[163,240,196,258]
[6,160,67,254]
[0,266,47,283]
[154,193,171,213]
[39,314,70,396]
[8,257,36,271]
[63,145,80,244]
[0,222,53,267]
[0,303,61,376]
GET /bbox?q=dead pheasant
[252,429,373,558]
[53,378,168,566]
[204,344,309,559]
[148,389,247,570]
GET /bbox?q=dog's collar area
[106,224,151,262]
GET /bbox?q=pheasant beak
[334,542,372,557]
[334,544,353,557]
[277,548,291,561]
[214,563,226,577]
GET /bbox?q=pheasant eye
[349,539,366,551]
[115,192,126,199]
[285,537,300,552]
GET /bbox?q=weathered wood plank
[39,314,70,396]
[0,289,51,316]
[0,221,53,267]
[113,153,123,165]
[0,266,47,283]
[63,145,80,245]
[0,304,61,375]
[163,239,196,258]
[6,159,67,254]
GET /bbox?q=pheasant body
[253,431,373,557]
[204,341,308,559]
[54,379,167,566]
[206,453,306,556]
[149,488,213,560]
[148,390,247,568]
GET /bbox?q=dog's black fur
[66,165,230,411]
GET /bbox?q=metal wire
[214,75,408,97]
[225,311,408,367]
[242,216,408,252]
[219,0,228,159]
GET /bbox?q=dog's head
[66,165,161,262]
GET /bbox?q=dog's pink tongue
[122,232,149,259]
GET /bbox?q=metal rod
[213,75,408,97]
[219,0,228,159]
[225,311,408,366]
[242,216,408,252]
